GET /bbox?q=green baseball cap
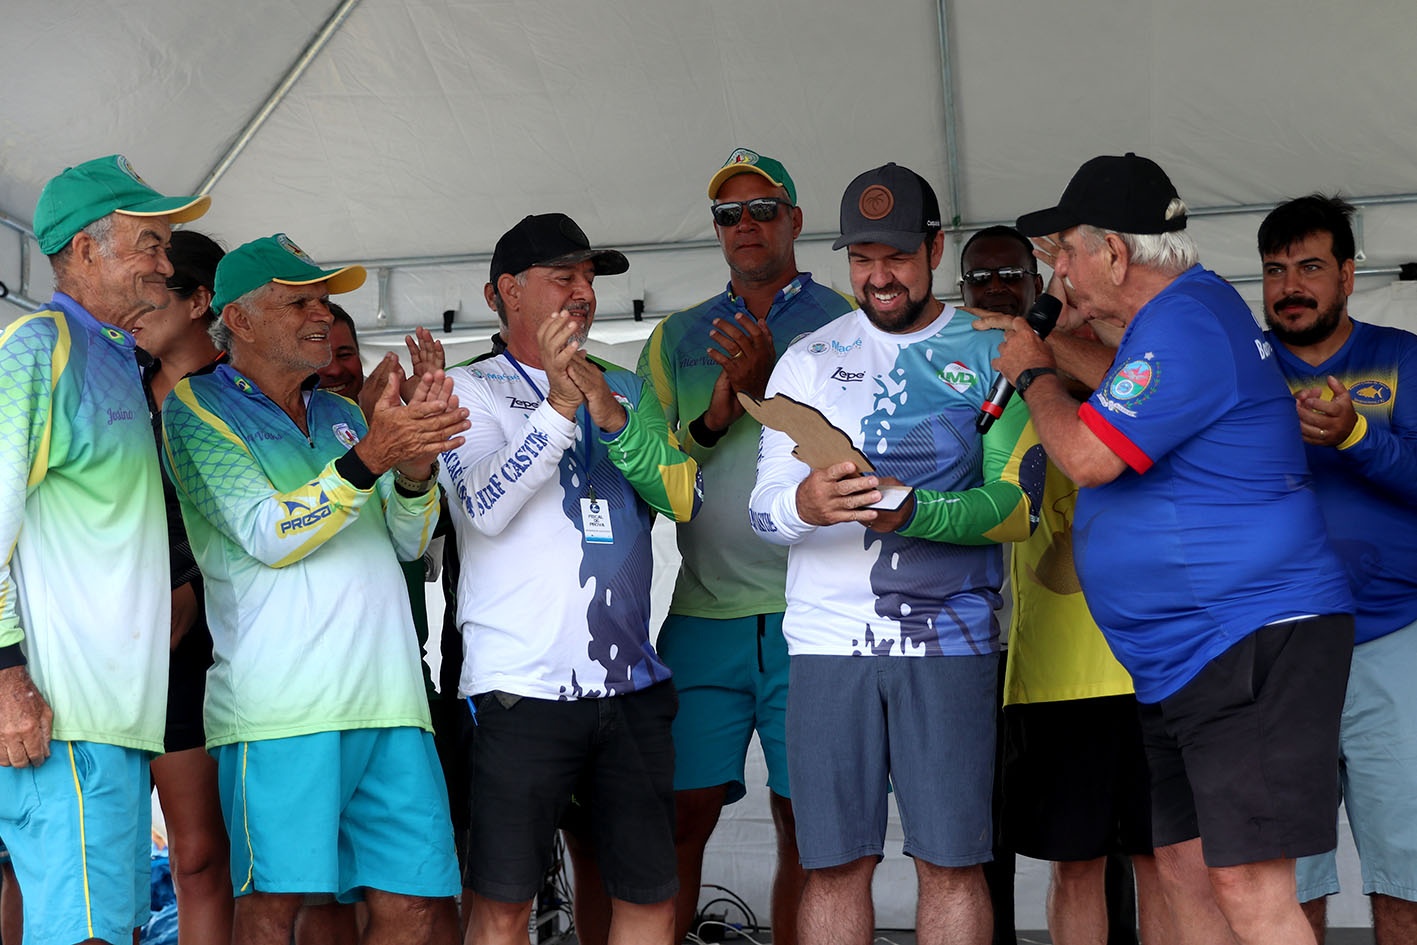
[212,234,366,312]
[33,154,210,255]
[707,148,797,205]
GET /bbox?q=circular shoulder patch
[859,185,894,221]
[1108,359,1153,401]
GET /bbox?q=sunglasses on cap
[960,266,1036,286]
[711,197,793,227]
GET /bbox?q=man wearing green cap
[636,147,853,945]
[0,154,208,944]
[161,234,469,943]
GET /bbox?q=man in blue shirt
[995,154,1354,945]
[1258,194,1417,945]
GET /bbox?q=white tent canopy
[4,0,1412,931]
[5,0,1417,339]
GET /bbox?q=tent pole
[194,0,364,196]
[936,0,964,236]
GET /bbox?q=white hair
[1081,199,1198,275]
[47,214,120,289]
[209,282,278,353]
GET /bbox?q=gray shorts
[787,652,998,869]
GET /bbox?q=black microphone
[976,294,1063,433]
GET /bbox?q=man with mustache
[161,233,467,943]
[1258,194,1417,945]
[0,155,208,945]
[439,213,701,945]
[636,148,854,945]
[749,164,1043,945]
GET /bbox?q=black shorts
[1140,614,1354,868]
[1001,694,1152,861]
[163,617,213,753]
[462,681,678,904]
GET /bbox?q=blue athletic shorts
[0,740,150,945]
[787,653,998,869]
[215,727,460,901]
[657,612,790,802]
[1297,618,1417,902]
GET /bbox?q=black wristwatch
[1014,366,1058,398]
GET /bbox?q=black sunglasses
[960,266,1036,286]
[711,197,793,227]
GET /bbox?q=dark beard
[858,272,935,333]
[1265,296,1343,348]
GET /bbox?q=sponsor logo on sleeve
[808,341,830,354]
[937,361,978,393]
[506,396,540,411]
[1350,380,1392,406]
[276,492,332,535]
[831,367,865,383]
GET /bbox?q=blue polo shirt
[1268,319,1417,645]
[1074,265,1353,702]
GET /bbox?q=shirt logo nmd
[937,362,977,392]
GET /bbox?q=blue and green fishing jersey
[0,293,169,752]
[748,305,1044,657]
[1268,318,1417,644]
[161,364,439,748]
[637,274,855,619]
[440,353,701,701]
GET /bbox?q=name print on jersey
[443,427,555,518]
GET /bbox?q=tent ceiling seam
[194,0,364,196]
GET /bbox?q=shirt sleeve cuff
[1079,402,1154,474]
[335,448,379,490]
[0,643,26,670]
[1337,412,1368,450]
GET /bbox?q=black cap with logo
[833,163,942,253]
[1016,153,1187,237]
[489,213,629,284]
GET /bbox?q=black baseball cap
[832,163,942,253]
[489,213,629,284]
[1016,153,1187,237]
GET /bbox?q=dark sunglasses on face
[711,197,793,227]
[960,266,1035,286]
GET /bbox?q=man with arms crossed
[637,148,854,945]
[440,213,701,945]
[162,234,466,944]
[0,155,207,945]
[1257,195,1417,945]
[749,164,1043,945]
[994,153,1355,945]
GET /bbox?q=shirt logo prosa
[276,492,332,536]
[937,362,978,392]
[1350,380,1393,406]
[332,422,359,447]
[1108,360,1153,401]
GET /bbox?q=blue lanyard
[502,351,595,490]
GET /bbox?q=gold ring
[732,351,744,359]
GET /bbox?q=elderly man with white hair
[0,154,209,945]
[162,233,468,945]
[990,154,1355,945]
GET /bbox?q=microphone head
[1024,293,1063,339]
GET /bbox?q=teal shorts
[215,727,460,901]
[0,740,150,945]
[1296,619,1417,902]
[656,612,790,803]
